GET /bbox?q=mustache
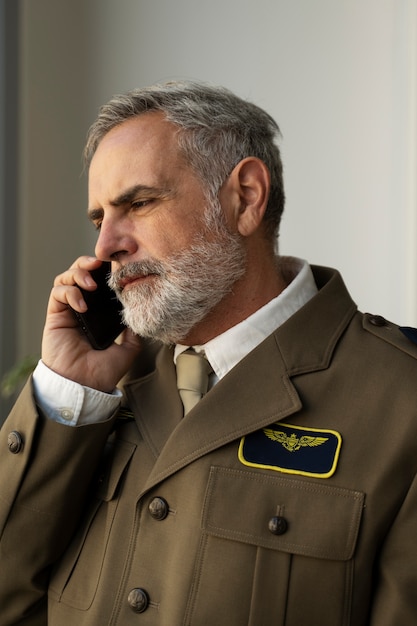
[108,260,165,292]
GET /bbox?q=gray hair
[84,80,285,240]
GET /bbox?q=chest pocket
[186,466,364,626]
[48,438,136,611]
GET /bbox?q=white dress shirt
[33,257,317,426]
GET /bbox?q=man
[1,81,417,625]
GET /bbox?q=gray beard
[108,217,246,344]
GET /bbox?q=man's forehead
[95,110,177,152]
[87,112,194,207]
[88,112,185,189]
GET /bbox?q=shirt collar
[175,257,317,380]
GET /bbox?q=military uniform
[1,266,417,625]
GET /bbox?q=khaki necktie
[176,349,213,415]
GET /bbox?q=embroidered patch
[238,422,342,478]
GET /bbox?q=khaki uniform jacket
[1,266,417,626]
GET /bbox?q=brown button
[368,314,387,327]
[7,431,24,454]
[148,496,169,521]
[127,588,149,613]
[268,515,288,535]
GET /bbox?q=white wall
[18,0,417,358]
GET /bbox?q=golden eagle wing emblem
[263,428,288,444]
[298,435,329,448]
[263,428,328,452]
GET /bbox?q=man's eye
[93,220,102,231]
[131,199,152,210]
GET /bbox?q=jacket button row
[148,496,169,521]
[7,431,24,454]
[127,588,149,613]
[268,515,288,535]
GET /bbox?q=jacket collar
[123,265,356,494]
[274,265,357,375]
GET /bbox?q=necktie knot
[176,349,213,415]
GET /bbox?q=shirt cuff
[32,360,122,426]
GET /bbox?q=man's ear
[223,157,270,237]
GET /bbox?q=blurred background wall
[1,0,416,418]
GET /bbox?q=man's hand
[41,256,142,392]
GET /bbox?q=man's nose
[94,217,138,261]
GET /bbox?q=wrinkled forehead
[91,111,181,163]
[89,113,186,183]
[87,112,205,212]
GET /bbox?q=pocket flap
[202,466,364,561]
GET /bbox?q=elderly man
[1,81,417,625]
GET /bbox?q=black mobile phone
[72,262,125,350]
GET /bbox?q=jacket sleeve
[0,378,115,625]
[369,471,417,625]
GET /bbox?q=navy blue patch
[238,422,342,478]
[399,326,417,345]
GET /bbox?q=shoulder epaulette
[363,313,417,358]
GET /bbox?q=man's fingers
[54,257,103,290]
[48,284,88,313]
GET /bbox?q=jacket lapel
[124,345,183,460]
